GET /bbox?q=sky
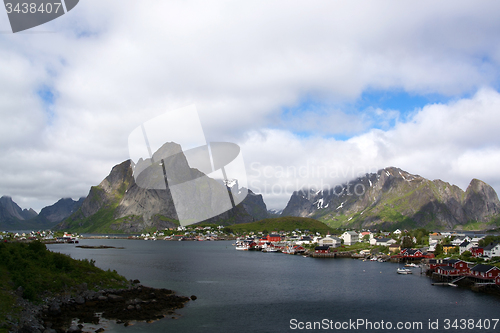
[2,1,500,212]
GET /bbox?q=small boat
[404,263,419,268]
[263,247,279,253]
[397,268,412,274]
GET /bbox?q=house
[452,236,471,246]
[434,259,470,276]
[319,235,342,248]
[447,259,470,274]
[393,229,402,235]
[471,247,484,258]
[359,231,373,241]
[400,248,424,257]
[469,264,500,280]
[483,242,500,258]
[267,234,282,242]
[340,231,359,246]
[370,237,396,246]
[459,241,474,255]
[296,236,313,245]
[436,266,462,276]
[428,259,451,270]
[441,244,456,254]
[389,243,401,253]
[429,233,444,246]
[315,246,330,254]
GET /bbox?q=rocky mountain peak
[281,167,500,230]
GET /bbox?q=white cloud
[242,89,500,209]
[2,1,500,211]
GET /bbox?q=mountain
[281,167,500,230]
[37,198,85,224]
[267,209,284,218]
[0,196,84,230]
[0,196,37,229]
[56,143,268,233]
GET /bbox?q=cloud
[2,1,500,211]
[242,89,500,209]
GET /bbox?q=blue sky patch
[278,89,470,140]
[37,86,56,123]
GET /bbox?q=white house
[393,229,402,235]
[429,233,444,250]
[483,243,500,258]
[459,241,474,255]
[370,237,396,246]
[340,231,359,246]
[452,236,471,246]
[319,235,342,248]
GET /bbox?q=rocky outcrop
[8,283,191,332]
[281,167,500,230]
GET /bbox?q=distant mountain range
[0,196,84,230]
[281,167,500,231]
[3,159,500,232]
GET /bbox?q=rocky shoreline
[8,282,194,333]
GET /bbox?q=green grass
[0,266,20,332]
[0,241,128,303]
[230,216,337,234]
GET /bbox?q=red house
[267,234,281,242]
[448,259,470,274]
[400,248,423,257]
[469,264,500,280]
[429,259,451,270]
[435,259,469,276]
[315,246,330,253]
[471,247,484,257]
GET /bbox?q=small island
[76,245,124,249]
[0,241,192,333]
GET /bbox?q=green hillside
[229,216,337,234]
[0,241,128,331]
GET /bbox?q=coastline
[9,281,193,333]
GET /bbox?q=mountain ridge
[281,167,500,230]
[0,196,84,230]
[56,143,268,233]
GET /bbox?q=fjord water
[47,240,500,333]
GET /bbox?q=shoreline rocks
[10,284,193,333]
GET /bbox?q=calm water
[47,240,500,333]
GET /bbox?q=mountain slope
[57,143,268,233]
[0,196,38,229]
[281,167,500,230]
[0,196,84,230]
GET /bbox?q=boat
[404,263,419,268]
[235,240,256,251]
[397,268,412,274]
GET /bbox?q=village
[231,228,500,292]
[2,227,500,292]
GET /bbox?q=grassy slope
[230,216,338,234]
[0,241,129,330]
